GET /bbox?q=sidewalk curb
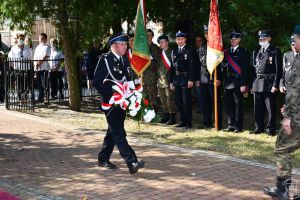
[2,108,300,176]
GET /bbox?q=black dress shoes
[266,129,276,136]
[185,124,192,129]
[234,129,242,133]
[175,122,186,128]
[224,127,235,132]
[251,129,263,134]
[97,161,117,169]
[127,160,145,174]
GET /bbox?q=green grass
[31,101,300,168]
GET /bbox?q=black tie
[231,48,234,53]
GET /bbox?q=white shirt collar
[263,43,270,51]
[179,44,186,50]
[231,45,239,52]
[111,51,121,60]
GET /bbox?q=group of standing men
[130,25,292,135]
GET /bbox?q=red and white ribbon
[161,50,171,71]
[101,79,143,111]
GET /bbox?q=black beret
[157,35,169,43]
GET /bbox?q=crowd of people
[4,32,64,103]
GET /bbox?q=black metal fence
[4,58,99,111]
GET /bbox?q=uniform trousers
[225,88,243,130]
[199,83,222,128]
[275,126,300,177]
[254,92,276,132]
[98,106,138,164]
[175,86,192,126]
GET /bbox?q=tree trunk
[57,2,81,111]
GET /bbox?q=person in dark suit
[223,32,249,133]
[170,30,197,129]
[93,33,144,174]
[195,25,223,129]
[251,30,283,135]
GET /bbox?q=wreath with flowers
[101,79,157,123]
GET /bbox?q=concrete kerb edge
[3,108,300,176]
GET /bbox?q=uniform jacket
[170,44,197,86]
[158,47,172,88]
[284,54,300,127]
[196,43,222,85]
[252,44,282,92]
[223,46,249,89]
[280,50,296,89]
[93,52,131,103]
[143,42,160,84]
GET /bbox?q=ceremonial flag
[206,0,224,75]
[131,0,151,76]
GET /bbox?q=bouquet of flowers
[101,79,156,123]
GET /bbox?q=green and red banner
[131,0,151,76]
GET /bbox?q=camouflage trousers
[158,86,176,113]
[143,81,159,107]
[275,125,300,177]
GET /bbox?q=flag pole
[214,68,219,131]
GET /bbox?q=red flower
[143,99,149,106]
[135,101,140,108]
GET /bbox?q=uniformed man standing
[263,25,300,200]
[195,34,205,114]
[280,35,297,94]
[93,33,144,174]
[143,29,160,108]
[170,31,197,129]
[157,35,176,125]
[223,32,249,133]
[195,25,223,129]
[251,30,282,135]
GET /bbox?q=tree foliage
[1,0,300,110]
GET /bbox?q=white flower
[129,110,138,117]
[143,109,156,123]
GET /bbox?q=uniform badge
[114,58,118,62]
[113,67,117,71]
[184,54,188,60]
[269,56,272,64]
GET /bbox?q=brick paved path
[0,109,299,200]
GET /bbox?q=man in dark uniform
[170,30,197,129]
[263,25,300,200]
[251,30,283,135]
[223,32,249,133]
[195,34,205,114]
[195,25,223,129]
[93,33,144,174]
[280,35,297,94]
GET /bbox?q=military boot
[166,113,176,125]
[160,112,169,123]
[263,177,291,200]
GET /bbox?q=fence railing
[4,58,99,111]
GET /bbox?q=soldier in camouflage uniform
[157,35,176,125]
[143,29,160,108]
[263,25,300,200]
[280,35,297,94]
